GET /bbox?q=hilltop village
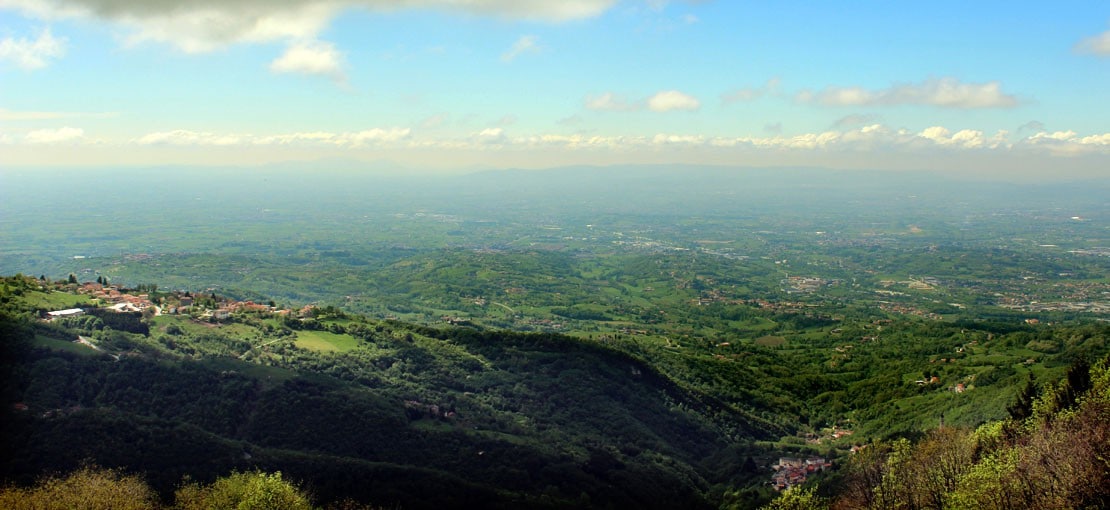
[50,280,313,322]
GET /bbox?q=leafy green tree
[174,471,313,510]
[0,466,158,510]
[759,485,828,510]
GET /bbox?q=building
[47,308,84,319]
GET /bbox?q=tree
[1007,375,1037,421]
[68,273,77,284]
[760,485,828,510]
[835,442,891,509]
[175,471,313,510]
[0,466,157,510]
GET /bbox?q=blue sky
[1,0,1108,177]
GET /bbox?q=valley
[1,166,1108,508]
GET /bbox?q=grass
[294,330,360,353]
[151,315,261,341]
[20,290,90,310]
[32,335,101,356]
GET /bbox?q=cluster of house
[770,456,831,491]
[878,276,941,291]
[45,282,302,322]
[77,283,158,312]
[781,276,839,294]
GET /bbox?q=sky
[1,0,1108,178]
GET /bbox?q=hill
[1,274,1108,508]
[1,276,772,509]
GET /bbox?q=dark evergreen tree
[1007,374,1037,421]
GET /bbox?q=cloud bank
[15,123,1104,159]
[24,126,83,143]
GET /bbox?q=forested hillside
[759,358,1109,510]
[2,274,1108,508]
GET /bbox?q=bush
[174,471,313,510]
[0,466,158,510]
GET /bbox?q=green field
[294,329,361,352]
[18,290,91,310]
[32,335,101,356]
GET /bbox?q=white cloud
[476,127,505,141]
[254,131,337,145]
[24,126,83,143]
[647,90,700,112]
[0,27,66,70]
[1,1,616,55]
[721,78,780,104]
[134,127,411,147]
[422,123,1040,154]
[422,0,617,21]
[343,127,411,146]
[1020,130,1110,155]
[586,90,700,112]
[800,77,1019,109]
[585,92,638,111]
[270,39,344,81]
[531,124,1015,153]
[918,126,987,148]
[586,91,697,112]
[1074,28,1110,56]
[501,35,539,62]
[113,2,337,54]
[652,133,703,144]
[135,130,243,146]
[16,122,1110,162]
